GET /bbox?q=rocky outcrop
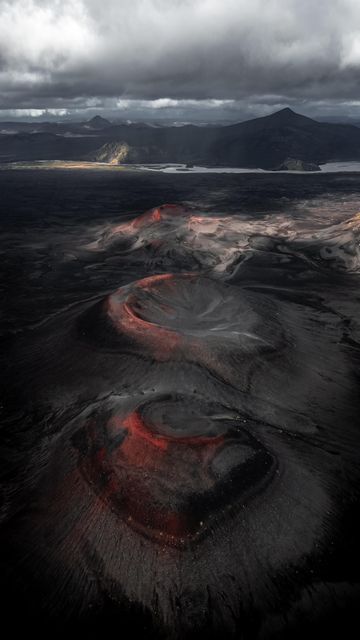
[89,141,131,164]
[273,157,321,171]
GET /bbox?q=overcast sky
[1,0,360,121]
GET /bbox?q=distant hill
[206,108,360,168]
[2,108,360,168]
[86,115,112,130]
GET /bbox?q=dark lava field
[1,168,360,639]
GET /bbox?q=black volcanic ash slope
[1,202,360,638]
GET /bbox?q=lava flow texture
[2,203,360,637]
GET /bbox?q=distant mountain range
[2,107,360,169]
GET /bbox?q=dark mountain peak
[266,107,315,124]
[86,115,112,129]
[278,107,295,115]
[226,106,317,134]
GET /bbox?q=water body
[134,161,360,174]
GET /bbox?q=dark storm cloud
[1,0,360,117]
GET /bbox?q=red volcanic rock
[89,206,360,275]
[78,394,274,546]
[112,204,188,235]
[102,273,286,390]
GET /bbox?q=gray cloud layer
[1,0,360,118]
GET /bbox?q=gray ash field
[1,169,360,639]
